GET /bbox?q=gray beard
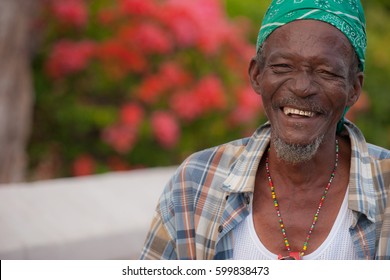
[272,134,324,164]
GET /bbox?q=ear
[248,56,262,95]
[347,72,364,107]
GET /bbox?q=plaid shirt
[140,121,390,260]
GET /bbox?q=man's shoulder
[182,136,251,173]
[365,143,390,193]
[162,137,251,197]
[172,123,270,183]
[185,123,271,168]
[366,143,390,161]
[345,120,390,161]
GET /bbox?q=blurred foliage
[29,0,262,179]
[29,0,390,180]
[355,1,390,148]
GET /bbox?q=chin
[272,134,325,164]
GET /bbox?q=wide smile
[283,107,316,118]
[275,106,326,143]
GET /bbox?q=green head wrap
[257,0,367,70]
[256,0,367,133]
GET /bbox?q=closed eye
[270,64,293,73]
[317,69,344,79]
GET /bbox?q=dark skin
[249,20,364,257]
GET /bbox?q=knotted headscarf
[256,0,367,133]
[257,0,367,71]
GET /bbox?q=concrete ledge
[0,167,176,259]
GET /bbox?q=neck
[267,135,338,191]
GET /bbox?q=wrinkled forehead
[260,20,356,70]
[264,19,353,54]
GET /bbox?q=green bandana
[256,0,367,133]
[257,0,367,71]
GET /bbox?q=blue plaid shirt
[140,121,390,260]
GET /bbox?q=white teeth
[283,107,315,117]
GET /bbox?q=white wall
[0,167,176,260]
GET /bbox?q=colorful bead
[266,140,339,257]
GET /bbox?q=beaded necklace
[265,140,339,260]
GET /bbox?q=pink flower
[102,124,138,153]
[118,23,172,54]
[191,0,230,54]
[229,87,263,125]
[158,1,197,47]
[223,36,256,81]
[137,75,169,104]
[170,90,203,121]
[225,26,255,62]
[51,0,88,28]
[159,62,192,86]
[120,0,156,16]
[170,76,227,121]
[135,62,193,105]
[97,40,147,76]
[151,111,180,149]
[195,76,227,111]
[160,0,230,54]
[72,154,95,176]
[120,103,144,127]
[45,40,95,78]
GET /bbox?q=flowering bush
[30,0,265,178]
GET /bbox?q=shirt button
[244,194,250,204]
[218,225,223,233]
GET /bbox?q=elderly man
[140,0,390,260]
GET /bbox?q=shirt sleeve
[139,176,178,260]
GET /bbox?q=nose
[288,71,316,97]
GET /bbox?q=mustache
[272,97,327,114]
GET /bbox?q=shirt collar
[222,122,271,193]
[344,120,376,224]
[222,120,376,223]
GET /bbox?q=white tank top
[233,189,357,260]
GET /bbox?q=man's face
[250,20,362,150]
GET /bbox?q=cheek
[258,82,276,117]
[260,95,273,119]
[258,72,287,98]
[321,91,350,125]
[326,84,350,108]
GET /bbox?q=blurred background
[0,0,389,184]
[0,0,389,260]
